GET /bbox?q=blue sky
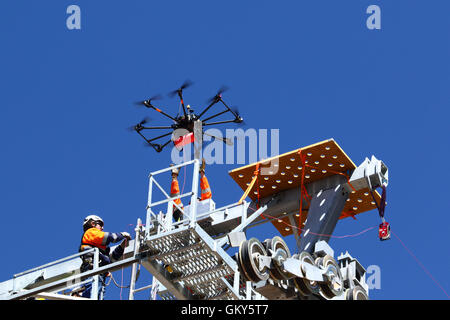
[0,0,449,300]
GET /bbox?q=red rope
[296,148,357,234]
[298,150,307,235]
[255,163,261,210]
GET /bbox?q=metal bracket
[347,155,388,191]
[282,257,325,282]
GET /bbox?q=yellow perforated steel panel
[229,139,381,236]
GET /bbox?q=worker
[170,165,184,223]
[78,215,131,299]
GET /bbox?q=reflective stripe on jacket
[80,228,108,251]
[79,228,126,267]
[200,175,212,200]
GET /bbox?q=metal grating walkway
[144,226,238,300]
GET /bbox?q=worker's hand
[200,158,206,173]
[121,232,131,240]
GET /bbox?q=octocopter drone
[129,80,244,153]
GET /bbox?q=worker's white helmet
[83,215,104,231]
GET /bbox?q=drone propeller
[134,96,177,122]
[207,86,229,104]
[198,86,230,119]
[168,80,193,97]
[231,107,245,125]
[134,94,162,107]
[168,80,193,118]
[127,117,150,132]
[146,94,163,104]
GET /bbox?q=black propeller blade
[168,80,193,97]
[231,107,245,125]
[134,94,163,107]
[128,117,150,132]
[207,85,229,104]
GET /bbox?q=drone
[129,80,244,153]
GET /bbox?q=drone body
[130,81,243,153]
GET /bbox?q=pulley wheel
[345,285,369,300]
[292,251,320,297]
[317,255,344,299]
[262,238,271,251]
[266,236,292,281]
[238,238,270,282]
[314,257,324,267]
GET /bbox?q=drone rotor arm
[219,98,240,119]
[202,119,240,126]
[201,109,229,122]
[140,125,174,130]
[197,98,220,119]
[138,133,163,152]
[177,91,188,118]
[147,131,173,143]
[156,139,173,152]
[136,130,152,144]
[144,102,177,122]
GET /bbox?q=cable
[120,268,124,300]
[181,165,186,194]
[105,274,112,286]
[391,230,450,299]
[248,205,377,239]
[251,204,450,299]
[109,272,130,289]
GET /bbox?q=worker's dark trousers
[82,273,107,300]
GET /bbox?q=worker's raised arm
[109,232,132,262]
[103,231,131,246]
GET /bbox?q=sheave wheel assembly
[345,285,369,300]
[264,236,291,281]
[238,238,270,282]
[292,251,321,297]
[316,255,344,299]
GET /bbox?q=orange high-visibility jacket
[200,175,212,200]
[170,178,183,209]
[80,227,109,251]
[79,228,126,267]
